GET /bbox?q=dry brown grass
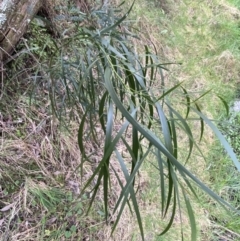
[0,68,139,241]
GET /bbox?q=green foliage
[64,225,77,239]
[6,16,58,77]
[26,17,58,60]
[6,1,239,240]
[43,2,240,240]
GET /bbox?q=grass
[0,67,133,240]
[119,1,240,240]
[1,0,240,240]
[0,73,106,240]
[128,0,240,240]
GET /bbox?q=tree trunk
[0,0,90,64]
[0,0,42,62]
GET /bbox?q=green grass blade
[143,46,149,77]
[131,126,139,185]
[99,91,108,133]
[192,89,212,103]
[181,86,190,119]
[78,107,89,182]
[168,106,178,159]
[166,103,193,163]
[195,103,204,142]
[156,150,166,216]
[180,171,199,199]
[154,82,184,102]
[114,150,144,240]
[159,191,177,236]
[182,190,197,241]
[102,101,114,220]
[110,162,133,214]
[164,161,174,218]
[155,102,173,153]
[86,173,103,215]
[217,95,230,117]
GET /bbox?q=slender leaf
[183,191,197,241]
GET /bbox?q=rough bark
[0,0,42,62]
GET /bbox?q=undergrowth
[1,0,240,241]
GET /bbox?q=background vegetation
[1,0,240,240]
